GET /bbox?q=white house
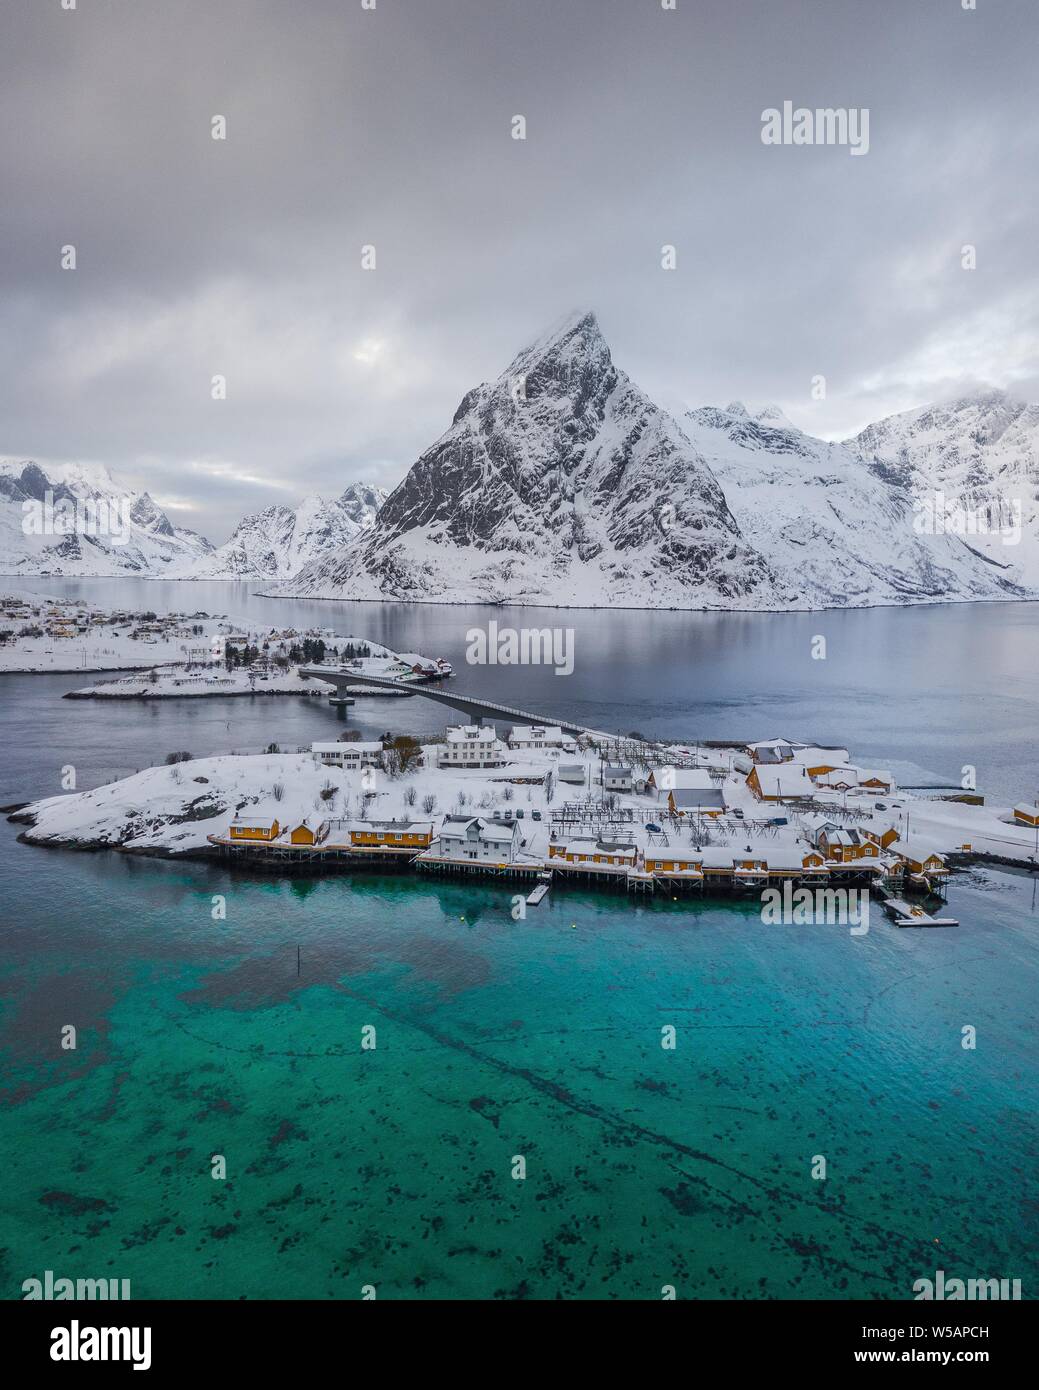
[646,767,715,797]
[311,740,385,770]
[436,724,509,769]
[558,764,586,785]
[435,815,521,862]
[603,764,633,793]
[508,724,576,752]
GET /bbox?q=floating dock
[526,878,551,907]
[882,896,959,928]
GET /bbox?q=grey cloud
[1,0,1037,541]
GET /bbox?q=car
[645,822,662,834]
[515,809,524,818]
[492,810,503,819]
[531,810,542,821]
[732,808,745,819]
[875,802,887,811]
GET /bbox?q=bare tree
[385,735,423,777]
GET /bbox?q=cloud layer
[2,0,1037,541]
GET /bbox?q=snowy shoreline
[258,587,1039,616]
[8,740,1039,879]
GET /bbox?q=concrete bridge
[298,666,598,737]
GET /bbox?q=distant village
[0,594,452,691]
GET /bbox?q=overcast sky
[2,0,1037,542]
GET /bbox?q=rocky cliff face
[281,311,780,608]
[279,318,1036,610]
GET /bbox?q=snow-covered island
[0,595,453,701]
[11,730,1039,896]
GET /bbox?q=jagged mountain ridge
[182,483,387,579]
[0,459,214,576]
[276,313,1036,610]
[685,402,1027,608]
[277,311,780,608]
[847,390,1039,589]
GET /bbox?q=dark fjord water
[1,581,1037,1299]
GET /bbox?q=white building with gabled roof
[312,741,384,770]
[435,815,520,862]
[603,764,633,792]
[436,724,509,768]
[508,724,575,751]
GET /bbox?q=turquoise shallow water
[1,820,1036,1300]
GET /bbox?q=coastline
[9,810,1038,875]
[7,571,1039,616]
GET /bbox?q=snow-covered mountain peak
[687,402,814,459]
[751,403,799,432]
[510,308,603,370]
[180,483,387,579]
[276,312,778,608]
[338,482,387,528]
[0,459,213,577]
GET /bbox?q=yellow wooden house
[746,764,812,801]
[1013,804,1039,828]
[814,826,880,862]
[644,851,704,876]
[348,820,433,849]
[229,815,280,842]
[863,826,900,849]
[548,839,637,867]
[288,819,328,846]
[894,842,949,877]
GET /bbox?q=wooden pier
[881,896,959,928]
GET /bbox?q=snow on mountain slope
[685,404,1028,608]
[848,390,1039,589]
[276,311,779,608]
[182,483,387,579]
[0,459,213,576]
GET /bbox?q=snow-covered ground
[0,610,243,672]
[12,750,566,855]
[11,736,1039,869]
[65,664,336,699]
